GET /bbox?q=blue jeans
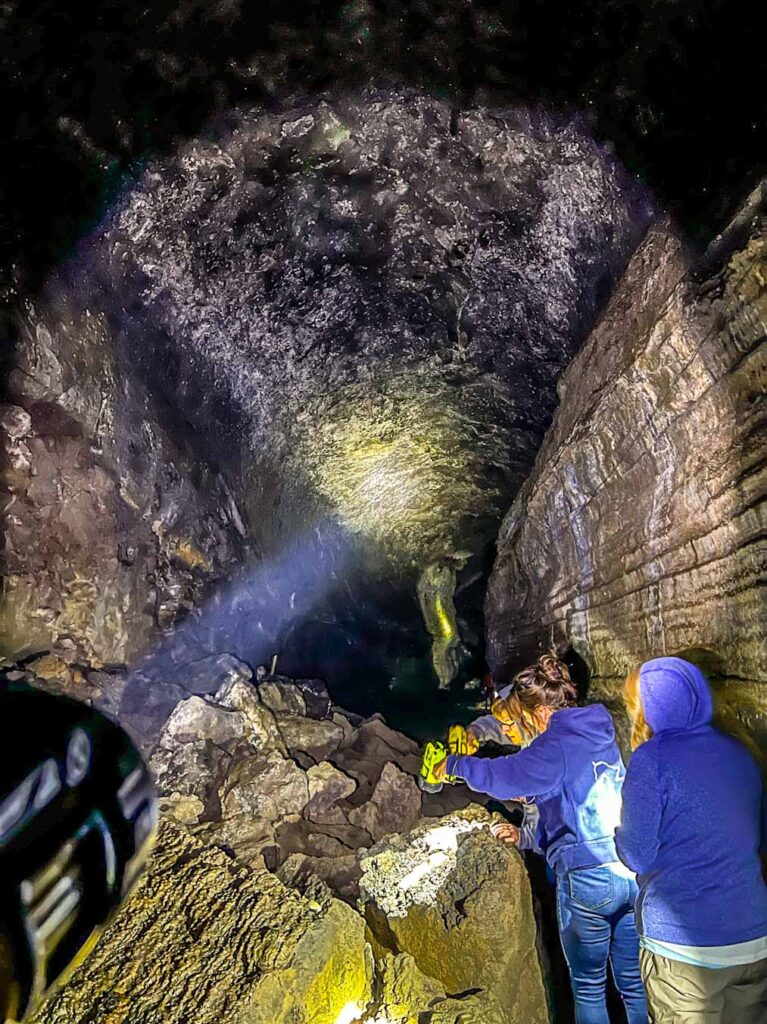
[557,863,648,1024]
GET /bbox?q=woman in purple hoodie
[435,655,648,1024]
[616,657,767,1023]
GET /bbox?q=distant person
[616,657,767,1023]
[435,653,648,1024]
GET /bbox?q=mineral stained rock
[30,821,373,1024]
[486,202,767,746]
[360,812,548,1024]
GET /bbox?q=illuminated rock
[305,761,358,822]
[220,750,310,822]
[277,713,346,761]
[258,679,307,716]
[30,821,373,1024]
[360,811,547,1024]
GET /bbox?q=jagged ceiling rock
[1,86,650,693]
[95,88,649,573]
[486,195,767,746]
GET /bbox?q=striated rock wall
[486,201,767,743]
[30,820,373,1024]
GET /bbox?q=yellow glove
[448,723,479,756]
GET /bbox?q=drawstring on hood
[639,656,713,733]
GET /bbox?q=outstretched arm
[446,732,565,801]
[615,741,663,876]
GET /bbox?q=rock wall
[30,820,373,1024]
[486,199,767,742]
[0,295,245,667]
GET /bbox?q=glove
[448,723,479,756]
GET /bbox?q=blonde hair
[625,668,653,750]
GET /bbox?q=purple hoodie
[447,703,626,876]
[615,657,767,946]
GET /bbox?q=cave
[1,5,765,1024]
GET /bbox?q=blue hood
[639,657,713,734]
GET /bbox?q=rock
[348,762,422,842]
[149,739,231,823]
[163,694,250,749]
[277,853,363,903]
[215,678,287,753]
[305,761,357,822]
[360,811,547,1024]
[0,403,33,439]
[220,751,309,823]
[30,820,373,1024]
[277,714,345,761]
[351,717,420,757]
[26,653,83,687]
[375,952,509,1024]
[258,679,307,716]
[486,207,767,747]
[274,819,372,862]
[118,673,190,751]
[196,814,277,870]
[178,652,253,695]
[293,678,333,720]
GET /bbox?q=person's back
[617,657,767,1023]
[632,726,767,946]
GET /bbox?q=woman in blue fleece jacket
[616,657,767,1023]
[437,656,648,1024]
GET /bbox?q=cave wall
[0,290,244,667]
[486,198,767,742]
[2,90,650,696]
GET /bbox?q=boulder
[258,679,307,716]
[214,677,287,753]
[277,714,345,761]
[305,761,357,823]
[30,820,373,1024]
[163,695,250,749]
[149,739,231,823]
[348,762,422,842]
[177,652,253,696]
[220,751,309,823]
[360,811,547,1024]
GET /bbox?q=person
[615,656,767,1023]
[435,654,648,1024]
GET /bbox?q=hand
[490,822,520,846]
[465,727,480,755]
[432,757,448,783]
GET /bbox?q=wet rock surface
[486,195,767,744]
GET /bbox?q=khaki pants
[640,948,767,1024]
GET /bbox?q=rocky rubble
[25,661,546,1024]
[113,659,479,900]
